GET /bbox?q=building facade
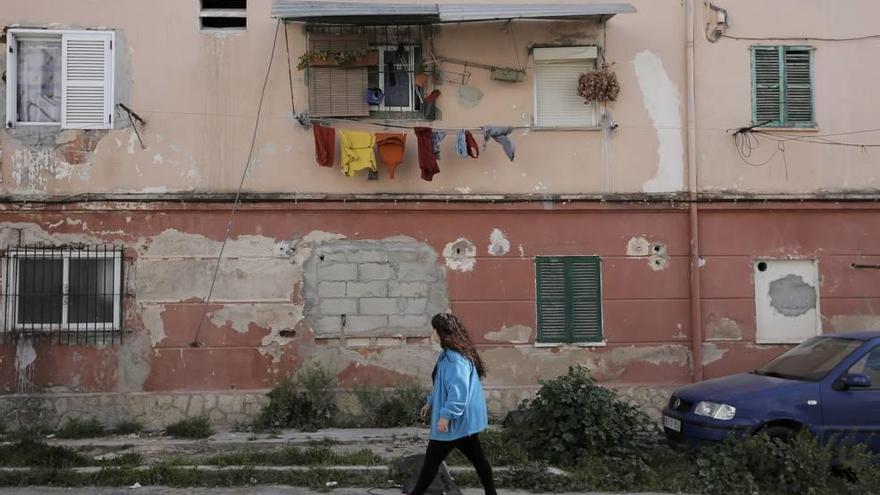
[0,0,878,427]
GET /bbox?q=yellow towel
[339,130,377,177]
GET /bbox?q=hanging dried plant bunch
[577,63,620,103]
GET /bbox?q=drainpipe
[686,0,703,382]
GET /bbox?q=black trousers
[410,433,497,495]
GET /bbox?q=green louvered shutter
[752,46,782,126]
[784,48,813,126]
[536,256,603,343]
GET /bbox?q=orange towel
[376,133,407,179]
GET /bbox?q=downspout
[686,0,703,382]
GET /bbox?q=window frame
[535,255,604,345]
[369,44,421,113]
[6,249,123,332]
[5,28,115,130]
[750,45,815,128]
[532,46,599,129]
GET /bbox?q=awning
[271,1,637,24]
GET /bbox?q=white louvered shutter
[535,60,597,128]
[62,32,113,129]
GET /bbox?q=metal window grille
[0,245,126,344]
[304,24,428,118]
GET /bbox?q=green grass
[55,418,106,439]
[206,445,384,466]
[165,417,213,439]
[446,429,528,466]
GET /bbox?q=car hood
[672,372,809,404]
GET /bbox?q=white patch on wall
[443,238,477,272]
[754,259,821,344]
[488,229,510,256]
[634,51,684,193]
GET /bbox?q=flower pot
[308,50,379,68]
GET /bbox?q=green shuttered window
[751,46,814,128]
[536,256,603,344]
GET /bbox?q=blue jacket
[427,349,489,441]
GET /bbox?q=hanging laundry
[481,126,515,162]
[313,123,335,167]
[375,132,407,179]
[339,130,377,177]
[431,130,448,160]
[414,127,439,181]
[455,130,480,159]
[424,90,442,121]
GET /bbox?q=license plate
[663,416,682,432]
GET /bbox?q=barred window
[2,246,124,343]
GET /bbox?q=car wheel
[760,425,799,443]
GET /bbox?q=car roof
[822,331,880,341]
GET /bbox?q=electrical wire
[722,33,880,42]
[190,19,281,347]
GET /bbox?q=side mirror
[834,373,872,391]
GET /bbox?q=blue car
[662,331,880,452]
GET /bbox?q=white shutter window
[534,58,597,128]
[62,31,114,129]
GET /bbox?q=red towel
[414,127,439,181]
[465,130,479,159]
[313,123,335,167]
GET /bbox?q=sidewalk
[0,488,675,495]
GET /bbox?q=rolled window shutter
[535,59,597,127]
[62,32,113,129]
[784,48,813,125]
[752,47,782,125]
[308,36,369,117]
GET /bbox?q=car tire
[760,425,799,443]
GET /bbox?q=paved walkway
[0,488,675,495]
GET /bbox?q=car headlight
[694,401,736,420]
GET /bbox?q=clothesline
[307,115,534,133]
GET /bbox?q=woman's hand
[436,417,449,432]
[420,403,431,419]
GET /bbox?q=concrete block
[398,262,437,282]
[318,281,347,298]
[402,298,428,315]
[346,281,388,298]
[376,337,403,347]
[318,263,358,281]
[386,250,422,262]
[319,298,358,314]
[390,314,428,328]
[388,281,429,297]
[346,337,372,347]
[318,252,348,263]
[345,315,388,333]
[346,250,389,263]
[359,263,393,281]
[315,315,343,334]
[360,297,401,315]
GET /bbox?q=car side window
[847,347,880,390]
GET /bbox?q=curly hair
[431,313,487,378]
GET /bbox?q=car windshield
[754,337,864,381]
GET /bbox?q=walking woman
[411,313,496,495]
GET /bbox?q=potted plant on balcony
[297,48,379,70]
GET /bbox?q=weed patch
[112,420,144,435]
[0,439,89,468]
[56,418,106,439]
[254,366,337,431]
[165,417,213,439]
[206,445,384,466]
[354,382,427,427]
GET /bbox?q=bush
[165,417,213,439]
[0,438,89,468]
[56,418,106,439]
[112,420,144,435]
[354,382,426,427]
[254,365,337,431]
[506,365,656,466]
